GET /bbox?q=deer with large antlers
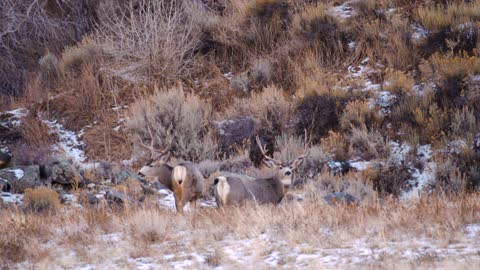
[212,132,310,206]
[137,126,204,213]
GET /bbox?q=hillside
[1,0,480,269]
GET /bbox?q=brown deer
[137,127,204,213]
[213,134,310,206]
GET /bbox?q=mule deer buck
[213,133,310,206]
[137,127,204,213]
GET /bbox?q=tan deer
[137,127,204,213]
[213,134,310,206]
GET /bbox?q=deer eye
[279,166,283,169]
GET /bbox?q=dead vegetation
[0,193,479,268]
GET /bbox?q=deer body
[214,175,286,206]
[213,133,310,207]
[136,127,205,213]
[171,162,204,213]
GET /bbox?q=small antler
[290,130,311,169]
[255,135,282,166]
[137,125,168,160]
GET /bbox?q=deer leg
[174,192,184,214]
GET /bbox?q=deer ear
[263,159,278,168]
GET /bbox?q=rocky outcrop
[43,159,82,188]
[214,116,256,155]
[0,166,42,193]
[0,152,12,169]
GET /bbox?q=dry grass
[416,1,480,32]
[1,193,479,268]
[23,186,61,213]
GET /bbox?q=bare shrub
[295,94,338,143]
[385,21,418,70]
[50,64,111,131]
[347,128,389,161]
[97,0,202,83]
[320,131,347,161]
[59,37,103,75]
[19,114,55,147]
[416,1,480,32]
[0,0,98,96]
[129,209,174,244]
[38,52,61,85]
[226,85,293,136]
[127,85,215,162]
[340,100,382,132]
[293,4,347,67]
[367,163,411,197]
[433,158,469,195]
[83,115,132,162]
[24,187,61,213]
[450,107,477,138]
[384,70,415,95]
[11,144,54,166]
[242,0,293,52]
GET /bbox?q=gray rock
[114,170,144,185]
[0,166,41,193]
[87,193,100,204]
[44,159,82,187]
[214,116,256,154]
[0,152,12,169]
[105,189,130,204]
[151,181,168,191]
[0,178,10,192]
[323,192,359,206]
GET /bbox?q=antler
[289,130,311,169]
[255,135,282,166]
[137,124,168,160]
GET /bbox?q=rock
[114,170,144,185]
[105,189,130,204]
[60,193,77,205]
[44,159,82,188]
[0,166,42,193]
[323,192,359,206]
[82,162,113,182]
[151,181,168,191]
[214,116,256,155]
[0,152,12,169]
[0,178,10,192]
[87,193,100,204]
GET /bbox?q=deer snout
[285,171,292,176]
[138,171,145,177]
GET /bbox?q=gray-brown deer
[213,134,310,206]
[137,127,204,213]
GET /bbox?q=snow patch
[330,3,355,19]
[389,142,411,166]
[6,168,25,179]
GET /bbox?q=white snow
[412,25,429,42]
[6,168,25,179]
[41,117,101,170]
[346,58,382,92]
[402,145,436,200]
[223,71,233,81]
[389,142,411,166]
[329,3,355,20]
[0,192,23,204]
[349,161,371,171]
[0,108,28,128]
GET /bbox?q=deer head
[255,131,310,187]
[137,125,171,178]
